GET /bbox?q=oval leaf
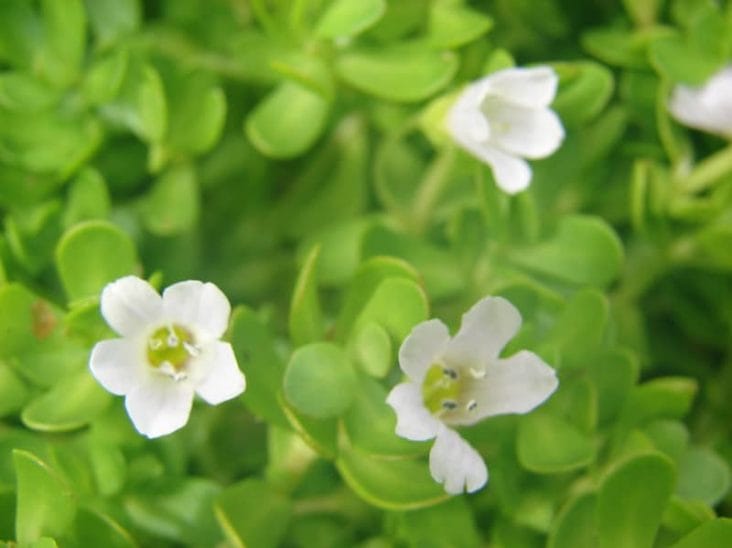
[283,342,357,418]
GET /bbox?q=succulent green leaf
[21,369,111,432]
[509,215,624,287]
[316,0,386,39]
[140,164,199,236]
[230,306,289,428]
[289,245,325,347]
[215,479,292,548]
[548,492,598,548]
[336,45,458,102]
[13,449,76,545]
[597,453,676,548]
[336,447,449,510]
[517,413,596,473]
[246,81,330,159]
[55,220,138,303]
[283,342,358,418]
[670,519,732,548]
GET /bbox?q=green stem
[678,143,732,194]
[411,147,456,234]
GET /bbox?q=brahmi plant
[0,0,731,547]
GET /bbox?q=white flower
[386,297,558,494]
[447,66,565,194]
[669,65,732,138]
[89,276,246,438]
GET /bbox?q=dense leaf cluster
[0,0,731,546]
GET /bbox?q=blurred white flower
[386,297,558,494]
[447,66,565,194]
[89,276,245,438]
[669,65,732,138]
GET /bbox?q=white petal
[101,276,163,337]
[398,319,451,383]
[162,280,231,340]
[443,297,522,371]
[125,377,194,438]
[669,82,732,137]
[386,382,441,441]
[194,342,246,404]
[483,147,533,194]
[485,66,559,108]
[456,350,558,425]
[89,338,146,395]
[482,101,564,159]
[429,426,488,494]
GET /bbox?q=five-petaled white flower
[386,296,558,494]
[669,65,732,138]
[89,276,246,438]
[447,66,565,195]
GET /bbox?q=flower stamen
[147,324,196,376]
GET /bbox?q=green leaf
[553,61,614,127]
[336,45,458,102]
[676,447,730,506]
[620,377,698,427]
[0,72,57,111]
[587,350,639,424]
[541,288,608,366]
[663,496,715,536]
[670,519,732,548]
[278,392,338,458]
[349,321,392,378]
[597,453,676,548]
[165,73,227,155]
[548,492,598,548]
[229,306,289,428]
[393,497,481,547]
[0,362,29,416]
[316,0,386,39]
[0,284,52,358]
[55,220,138,303]
[246,81,330,159]
[337,255,420,338]
[38,0,86,88]
[84,0,140,46]
[289,245,325,347]
[72,508,137,548]
[644,420,690,463]
[649,34,723,85]
[82,49,129,105]
[21,369,110,432]
[342,377,425,457]
[140,164,199,236]
[355,277,429,342]
[63,168,111,228]
[509,215,624,287]
[283,342,357,418]
[124,478,221,545]
[428,2,493,48]
[517,413,596,473]
[215,479,292,548]
[336,447,449,510]
[13,449,76,545]
[103,60,167,144]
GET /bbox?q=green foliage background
[0,0,731,546]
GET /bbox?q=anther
[469,367,486,379]
[467,400,477,412]
[443,368,458,380]
[442,400,458,410]
[183,341,200,357]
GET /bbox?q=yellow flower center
[147,324,196,372]
[421,363,479,416]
